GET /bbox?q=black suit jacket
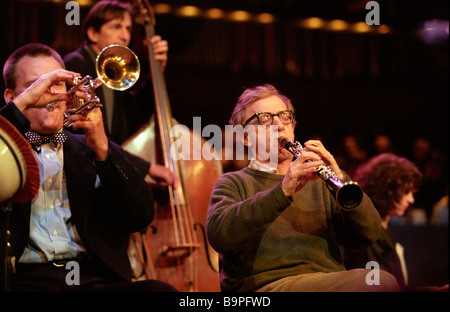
[0,102,155,288]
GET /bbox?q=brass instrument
[279,138,363,209]
[63,44,140,127]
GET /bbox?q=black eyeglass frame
[243,110,295,126]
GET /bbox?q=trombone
[62,44,140,127]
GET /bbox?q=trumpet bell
[63,44,141,127]
[96,44,140,91]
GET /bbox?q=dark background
[1,0,448,157]
[0,0,448,289]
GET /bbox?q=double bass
[122,0,222,292]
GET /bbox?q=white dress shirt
[19,142,86,263]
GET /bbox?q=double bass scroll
[123,0,222,292]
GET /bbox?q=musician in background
[342,153,422,290]
[64,0,174,187]
[206,84,400,292]
[0,42,177,291]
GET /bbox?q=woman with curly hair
[343,153,422,290]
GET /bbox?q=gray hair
[229,84,296,126]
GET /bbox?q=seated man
[0,43,177,292]
[206,84,400,292]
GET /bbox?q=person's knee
[346,268,400,292]
[377,270,400,291]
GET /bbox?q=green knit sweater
[206,167,381,292]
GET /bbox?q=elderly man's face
[243,95,295,165]
[11,55,67,134]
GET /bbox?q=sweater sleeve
[333,192,381,251]
[317,171,381,251]
[206,171,291,254]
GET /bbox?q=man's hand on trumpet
[8,69,78,111]
[68,107,110,161]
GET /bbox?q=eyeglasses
[243,110,295,126]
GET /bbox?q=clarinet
[279,138,363,209]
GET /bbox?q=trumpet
[279,138,363,209]
[63,44,140,127]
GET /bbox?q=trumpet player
[63,0,175,189]
[206,84,400,292]
[1,43,177,292]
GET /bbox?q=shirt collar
[248,159,278,174]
